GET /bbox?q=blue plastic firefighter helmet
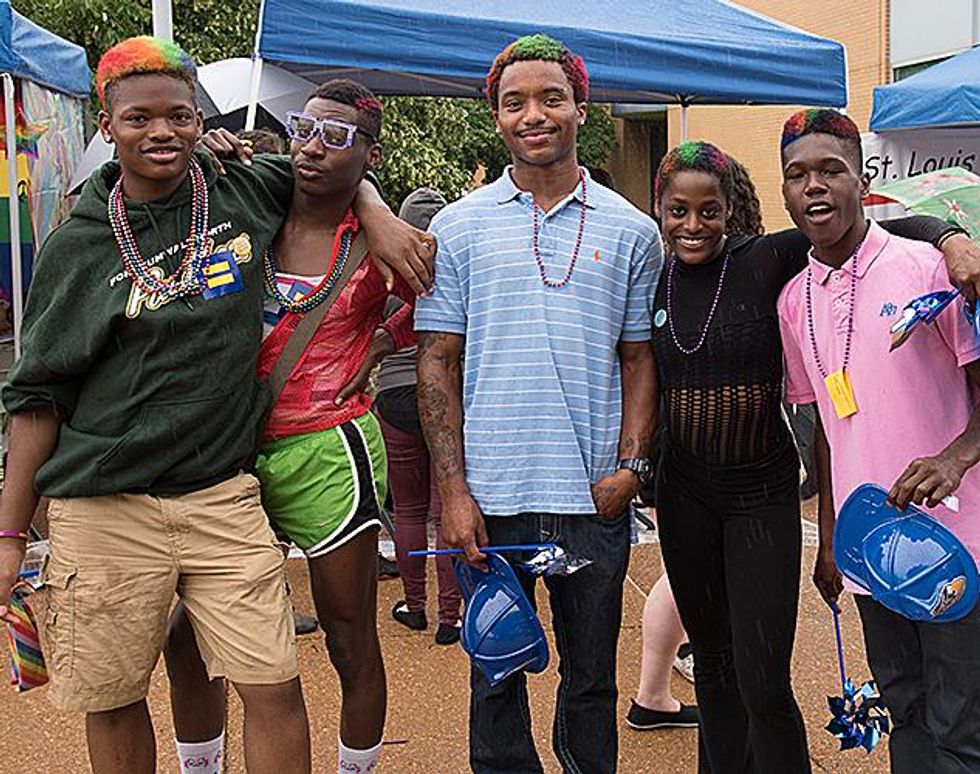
[454,553,549,686]
[835,483,979,622]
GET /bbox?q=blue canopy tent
[0,1,89,98]
[0,0,88,355]
[246,0,846,134]
[871,46,980,131]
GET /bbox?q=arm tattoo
[417,332,467,488]
[618,341,656,459]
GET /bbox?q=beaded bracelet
[0,530,29,541]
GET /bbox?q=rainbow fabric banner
[6,582,47,692]
[0,150,33,307]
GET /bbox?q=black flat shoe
[435,621,461,645]
[378,555,400,580]
[293,611,319,636]
[391,600,427,630]
[626,700,699,730]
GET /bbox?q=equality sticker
[654,309,667,328]
[201,250,244,300]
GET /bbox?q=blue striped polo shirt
[415,168,662,516]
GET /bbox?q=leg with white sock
[308,529,387,772]
[176,734,225,774]
[338,738,382,772]
[164,602,227,772]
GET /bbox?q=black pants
[658,442,810,774]
[855,595,980,773]
[469,511,631,774]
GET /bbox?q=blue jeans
[469,511,631,774]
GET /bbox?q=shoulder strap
[266,231,369,405]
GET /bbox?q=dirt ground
[0,503,891,773]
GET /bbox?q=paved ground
[0,501,891,773]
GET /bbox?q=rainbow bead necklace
[531,170,588,288]
[108,158,210,300]
[263,228,352,314]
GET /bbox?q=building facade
[605,0,980,229]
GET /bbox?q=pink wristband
[0,530,28,540]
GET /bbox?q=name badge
[201,250,244,300]
[824,369,858,419]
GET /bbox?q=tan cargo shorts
[41,472,298,713]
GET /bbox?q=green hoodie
[3,152,293,497]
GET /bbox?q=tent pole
[680,103,688,142]
[152,0,173,42]
[3,73,21,359]
[245,1,267,131]
[245,57,263,131]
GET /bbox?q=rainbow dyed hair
[655,141,731,203]
[780,108,862,167]
[309,79,383,139]
[96,36,197,106]
[485,34,589,109]
[655,141,766,236]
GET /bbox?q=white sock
[338,738,382,773]
[176,733,224,774]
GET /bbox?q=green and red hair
[96,36,197,106]
[655,141,731,203]
[780,108,862,169]
[780,108,859,149]
[655,140,764,237]
[485,33,589,110]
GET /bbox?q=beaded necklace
[531,170,588,288]
[665,248,731,356]
[108,157,210,300]
[805,241,862,378]
[263,228,352,314]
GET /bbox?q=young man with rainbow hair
[0,36,428,774]
[483,33,590,108]
[778,107,980,772]
[417,33,660,772]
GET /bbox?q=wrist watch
[618,457,652,485]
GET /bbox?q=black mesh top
[651,219,955,467]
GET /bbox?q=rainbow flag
[6,583,47,692]
[0,150,34,306]
[0,102,47,160]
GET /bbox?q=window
[893,55,952,82]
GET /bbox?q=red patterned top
[258,211,416,440]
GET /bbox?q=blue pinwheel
[826,604,889,752]
[889,288,980,351]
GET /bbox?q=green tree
[379,97,474,206]
[12,0,257,70]
[13,0,617,205]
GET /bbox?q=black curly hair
[726,156,764,236]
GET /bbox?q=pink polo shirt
[778,221,980,590]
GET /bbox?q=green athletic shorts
[255,412,387,557]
